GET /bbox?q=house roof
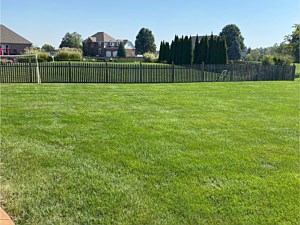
[83,32,116,43]
[0,24,32,44]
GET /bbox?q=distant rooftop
[83,32,116,43]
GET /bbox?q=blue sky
[1,0,299,49]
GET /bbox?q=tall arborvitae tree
[193,35,199,64]
[215,37,222,64]
[220,37,228,64]
[207,33,215,64]
[211,37,218,64]
[170,40,174,64]
[183,36,188,64]
[200,35,209,64]
[187,36,193,65]
[165,42,170,63]
[179,36,185,64]
[174,35,179,64]
[158,41,164,62]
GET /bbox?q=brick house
[0,24,32,55]
[82,32,135,57]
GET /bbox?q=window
[110,42,114,47]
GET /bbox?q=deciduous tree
[59,32,82,49]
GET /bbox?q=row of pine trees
[158,34,228,65]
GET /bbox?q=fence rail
[0,62,295,83]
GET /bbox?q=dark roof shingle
[0,24,32,44]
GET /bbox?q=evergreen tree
[135,28,156,55]
[170,40,175,64]
[207,33,214,64]
[174,35,179,64]
[179,36,185,64]
[183,36,189,64]
[211,37,218,64]
[117,42,126,57]
[187,36,193,65]
[216,37,223,64]
[228,37,241,61]
[200,35,209,64]
[193,35,199,64]
[165,42,171,64]
[158,41,164,62]
[220,24,245,60]
[220,38,228,64]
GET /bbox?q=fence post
[105,61,108,82]
[201,61,204,82]
[172,62,175,82]
[139,62,142,83]
[68,61,72,83]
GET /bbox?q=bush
[272,55,293,65]
[54,49,82,61]
[143,52,157,63]
[261,55,274,65]
[262,54,293,66]
[23,49,52,62]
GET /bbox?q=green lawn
[0,80,299,224]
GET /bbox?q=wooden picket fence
[0,62,296,83]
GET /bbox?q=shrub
[23,49,52,62]
[262,54,293,66]
[143,52,157,63]
[272,55,293,65]
[261,55,274,65]
[54,49,82,61]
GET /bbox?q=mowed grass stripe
[0,80,299,224]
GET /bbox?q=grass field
[0,80,299,224]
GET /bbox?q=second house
[82,32,135,57]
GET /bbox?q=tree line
[158,34,228,65]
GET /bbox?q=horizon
[1,0,299,50]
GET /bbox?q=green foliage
[117,42,126,58]
[158,41,171,63]
[23,49,52,62]
[261,55,274,65]
[59,32,82,49]
[193,35,200,64]
[220,24,245,60]
[284,24,300,62]
[143,52,158,63]
[219,37,228,64]
[186,36,193,65]
[54,49,82,61]
[199,35,208,64]
[41,44,55,52]
[228,37,241,61]
[273,54,293,65]
[135,28,156,55]
[262,54,293,66]
[245,49,261,61]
